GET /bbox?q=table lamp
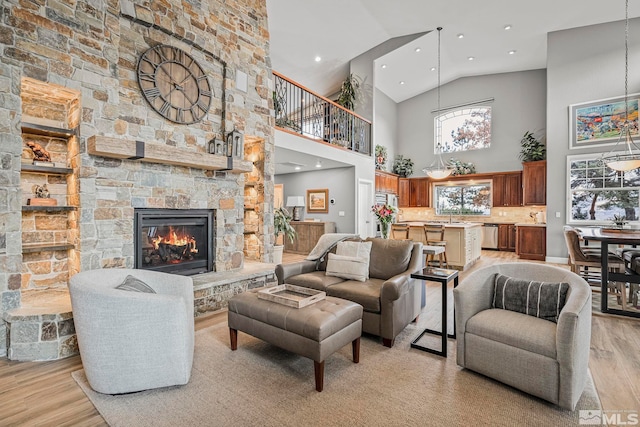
[286,196,306,221]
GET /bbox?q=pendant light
[423,27,452,179]
[602,0,640,172]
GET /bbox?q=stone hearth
[0,1,276,360]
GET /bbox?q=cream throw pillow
[326,253,370,282]
[336,241,372,260]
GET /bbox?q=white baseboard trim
[546,256,568,265]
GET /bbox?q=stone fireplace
[0,0,276,360]
[134,208,215,276]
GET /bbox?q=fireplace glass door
[135,209,214,275]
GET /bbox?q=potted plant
[375,145,387,170]
[336,73,362,111]
[371,204,397,239]
[447,158,476,176]
[273,206,296,264]
[519,131,546,162]
[392,155,414,177]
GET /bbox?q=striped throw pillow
[492,273,569,323]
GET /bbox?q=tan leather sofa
[276,238,423,347]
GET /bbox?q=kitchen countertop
[399,221,482,228]
[514,223,547,227]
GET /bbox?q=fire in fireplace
[134,209,214,275]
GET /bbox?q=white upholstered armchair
[69,269,195,394]
[454,263,591,410]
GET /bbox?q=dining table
[578,227,640,318]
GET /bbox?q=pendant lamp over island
[601,0,640,173]
[422,27,452,180]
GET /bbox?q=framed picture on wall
[569,93,640,149]
[306,189,328,213]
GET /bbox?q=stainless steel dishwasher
[482,223,499,249]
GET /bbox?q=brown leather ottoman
[228,290,363,391]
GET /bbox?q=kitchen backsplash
[399,207,547,224]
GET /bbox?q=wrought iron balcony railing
[273,71,371,156]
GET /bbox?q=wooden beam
[87,136,253,173]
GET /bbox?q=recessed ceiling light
[508,50,516,55]
[504,24,512,30]
[381,64,387,69]
[415,47,421,52]
[457,33,464,39]
[294,166,301,170]
[315,160,322,168]
[430,67,436,71]
[314,56,322,62]
[399,81,405,85]
[467,56,475,61]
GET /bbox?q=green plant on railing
[392,155,414,177]
[448,158,476,176]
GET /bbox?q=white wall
[276,167,355,232]
[274,129,375,233]
[546,18,640,259]
[374,88,398,172]
[396,69,547,176]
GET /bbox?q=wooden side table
[410,267,459,357]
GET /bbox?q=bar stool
[390,223,410,240]
[423,245,446,268]
[424,224,447,267]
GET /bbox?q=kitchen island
[398,222,482,270]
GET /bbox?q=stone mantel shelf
[87,136,253,173]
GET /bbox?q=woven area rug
[73,319,601,427]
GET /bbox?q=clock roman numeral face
[137,45,212,124]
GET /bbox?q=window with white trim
[436,106,491,153]
[433,181,492,216]
[568,153,640,223]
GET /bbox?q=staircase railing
[273,71,371,156]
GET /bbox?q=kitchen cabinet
[284,221,336,254]
[522,160,546,206]
[497,224,517,252]
[375,170,399,194]
[409,178,430,207]
[398,178,410,207]
[492,172,522,207]
[516,225,546,260]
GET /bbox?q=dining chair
[563,227,627,309]
[423,224,447,268]
[390,223,409,240]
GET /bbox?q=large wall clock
[137,45,212,124]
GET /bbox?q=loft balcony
[273,71,372,156]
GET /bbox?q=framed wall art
[306,189,328,213]
[569,93,640,149]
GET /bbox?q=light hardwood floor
[0,250,637,425]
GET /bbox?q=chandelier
[602,0,640,172]
[423,27,452,179]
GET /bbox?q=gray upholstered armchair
[69,269,195,394]
[454,263,591,410]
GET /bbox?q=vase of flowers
[372,204,397,239]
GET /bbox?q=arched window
[435,106,491,153]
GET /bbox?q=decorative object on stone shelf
[28,184,57,206]
[519,131,546,162]
[375,145,387,170]
[392,155,414,177]
[226,128,244,159]
[26,141,51,163]
[447,158,476,176]
[137,45,212,124]
[208,138,225,155]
